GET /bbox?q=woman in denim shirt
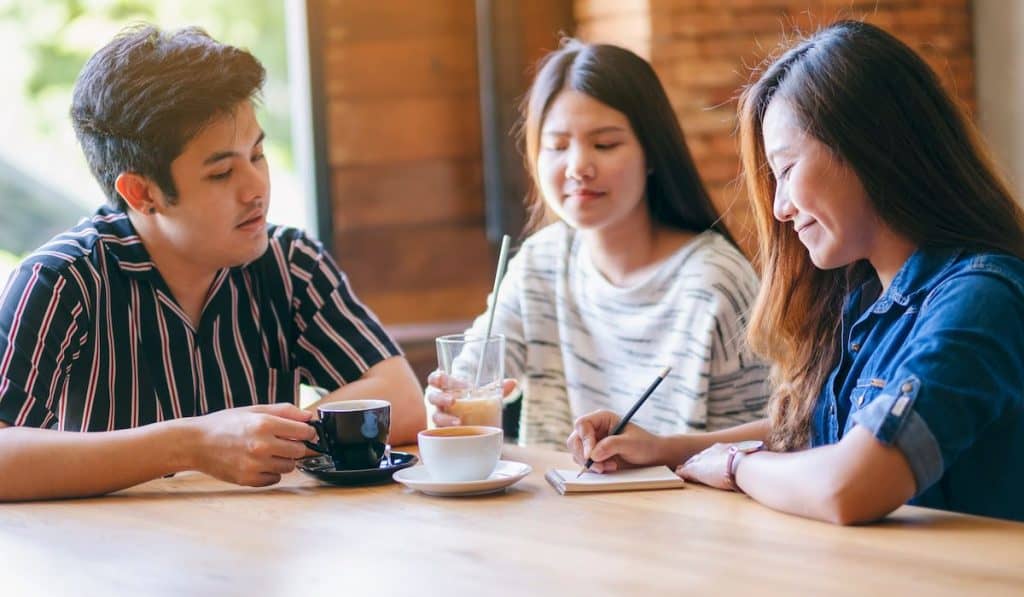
[566,20,1024,524]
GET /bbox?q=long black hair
[520,39,731,243]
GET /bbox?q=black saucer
[297,452,418,486]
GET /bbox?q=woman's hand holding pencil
[566,411,667,473]
[567,366,675,475]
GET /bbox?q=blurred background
[0,0,1019,383]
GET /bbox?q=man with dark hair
[0,26,426,499]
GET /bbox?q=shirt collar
[91,206,158,278]
[870,246,962,313]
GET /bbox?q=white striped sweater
[465,223,770,448]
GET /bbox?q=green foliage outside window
[0,0,294,257]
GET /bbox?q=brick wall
[575,0,974,256]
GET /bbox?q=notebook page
[554,466,680,484]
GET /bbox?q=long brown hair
[519,39,730,242]
[738,20,1024,451]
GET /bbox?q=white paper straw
[473,234,511,387]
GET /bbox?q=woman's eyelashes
[775,163,794,181]
[541,140,623,152]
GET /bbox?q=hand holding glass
[433,334,505,427]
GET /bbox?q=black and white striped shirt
[0,207,399,431]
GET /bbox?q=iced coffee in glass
[435,334,505,427]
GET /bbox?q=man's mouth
[237,212,264,229]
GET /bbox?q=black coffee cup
[304,399,391,470]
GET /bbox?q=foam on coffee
[420,425,500,438]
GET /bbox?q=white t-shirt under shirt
[465,222,770,449]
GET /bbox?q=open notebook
[545,466,686,495]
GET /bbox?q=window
[0,0,311,281]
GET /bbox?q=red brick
[709,133,740,156]
[574,0,650,20]
[684,135,712,160]
[698,156,742,185]
[677,106,736,135]
[652,38,702,59]
[575,26,652,59]
[734,11,790,35]
[670,58,743,87]
[895,8,952,28]
[577,13,652,43]
[672,11,737,37]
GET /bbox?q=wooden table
[1,445,1022,596]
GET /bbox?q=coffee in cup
[417,425,502,482]
[305,399,390,470]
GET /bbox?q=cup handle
[304,419,326,453]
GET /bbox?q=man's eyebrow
[202,150,236,166]
[202,131,266,166]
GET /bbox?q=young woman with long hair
[568,20,1024,523]
[426,39,769,447]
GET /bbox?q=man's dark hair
[70,25,265,210]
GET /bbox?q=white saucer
[392,460,532,497]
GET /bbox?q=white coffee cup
[417,425,503,482]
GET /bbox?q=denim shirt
[811,247,1024,521]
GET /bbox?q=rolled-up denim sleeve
[850,272,1024,495]
[850,380,944,492]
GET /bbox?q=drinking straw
[473,234,511,388]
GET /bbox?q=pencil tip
[660,365,672,377]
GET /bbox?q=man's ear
[114,173,159,215]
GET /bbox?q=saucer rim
[392,460,532,494]
[297,451,418,476]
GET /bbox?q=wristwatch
[725,440,765,493]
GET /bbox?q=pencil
[576,365,672,478]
